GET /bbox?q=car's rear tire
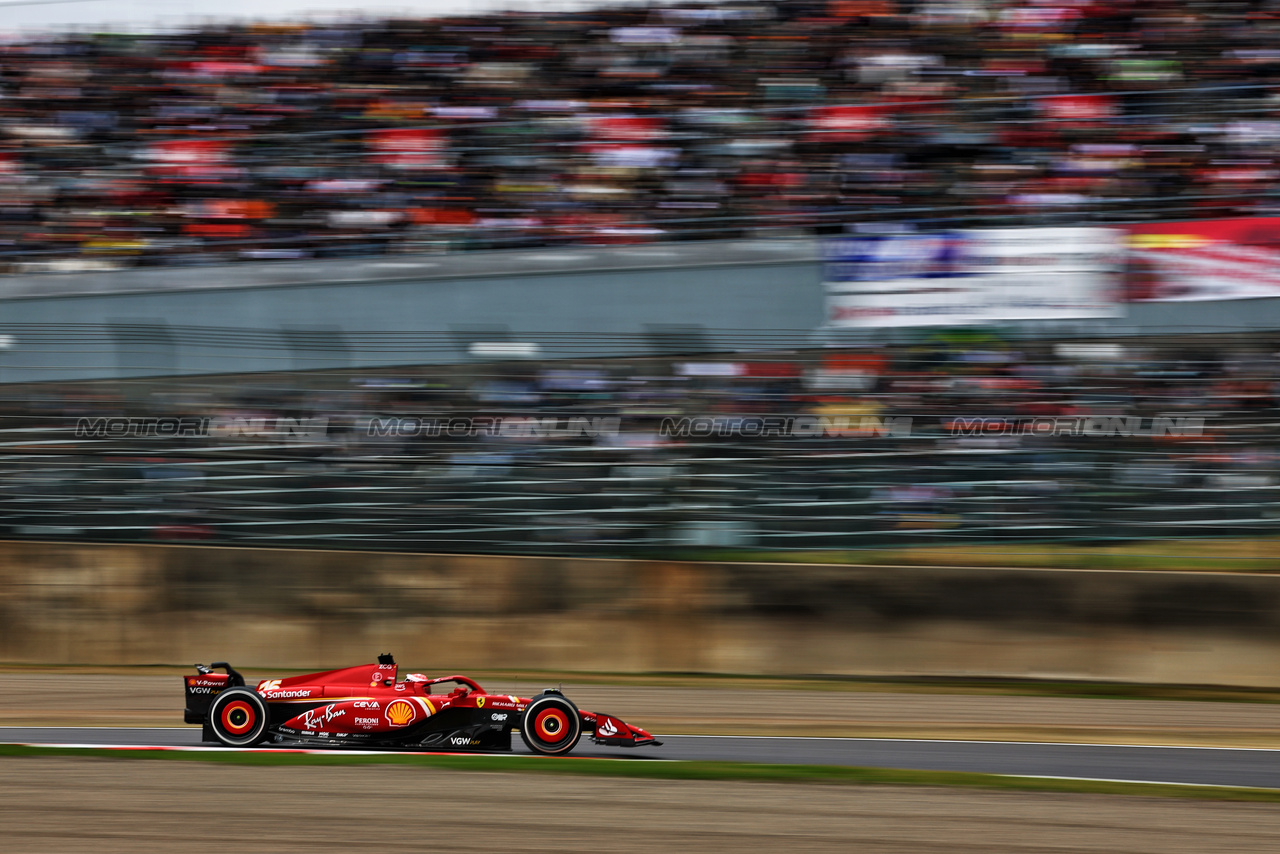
[208,687,269,747]
[519,693,582,756]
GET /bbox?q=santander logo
[598,718,618,737]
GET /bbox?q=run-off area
[4,757,1280,854]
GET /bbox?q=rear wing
[183,662,245,725]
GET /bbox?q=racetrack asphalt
[4,726,1280,789]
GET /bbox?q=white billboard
[824,227,1123,328]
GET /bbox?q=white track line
[658,735,1280,752]
[11,743,666,761]
[7,728,1280,754]
[14,743,539,757]
[1010,774,1264,790]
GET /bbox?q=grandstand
[0,1,1278,560]
[0,0,1278,270]
[0,333,1277,555]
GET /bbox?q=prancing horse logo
[476,697,485,708]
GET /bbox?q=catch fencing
[1,349,1276,559]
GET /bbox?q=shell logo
[386,700,417,727]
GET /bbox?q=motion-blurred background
[1,0,1280,681]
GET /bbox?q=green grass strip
[2,743,1278,803]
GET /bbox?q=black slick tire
[519,693,582,756]
[207,687,269,747]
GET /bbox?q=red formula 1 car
[182,654,660,756]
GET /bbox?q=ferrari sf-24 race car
[183,654,661,756]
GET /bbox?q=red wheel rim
[221,700,256,735]
[534,708,569,743]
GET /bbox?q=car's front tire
[519,693,582,756]
[208,687,269,747]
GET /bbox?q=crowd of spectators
[3,0,1280,272]
[2,337,1277,548]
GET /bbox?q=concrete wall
[5,239,1280,383]
[4,541,1280,686]
[0,241,825,383]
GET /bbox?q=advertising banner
[368,128,445,170]
[587,115,666,141]
[148,139,235,179]
[1125,217,1280,301]
[1038,93,1116,124]
[808,104,891,141]
[824,227,1122,327]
